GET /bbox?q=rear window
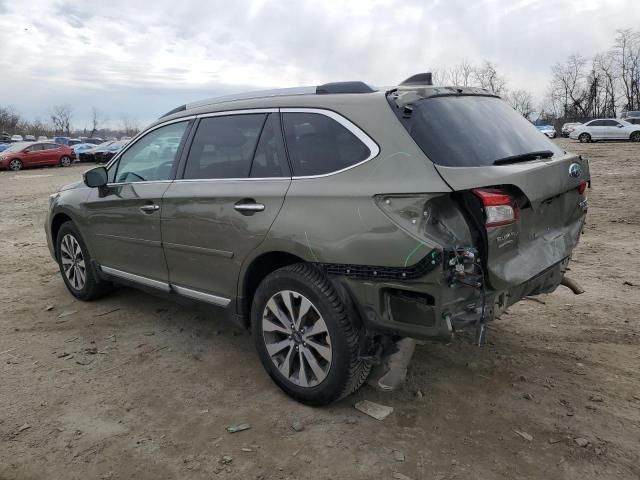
[392,95,563,167]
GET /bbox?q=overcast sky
[1,0,639,129]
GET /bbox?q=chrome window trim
[172,177,291,183]
[196,108,278,119]
[171,285,231,307]
[105,180,173,187]
[280,107,381,179]
[100,266,171,292]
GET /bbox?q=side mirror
[617,124,624,128]
[83,166,108,188]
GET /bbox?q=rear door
[161,111,291,305]
[23,144,45,165]
[42,143,62,165]
[586,120,604,139]
[600,119,621,139]
[391,93,590,290]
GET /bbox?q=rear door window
[282,112,371,176]
[183,114,266,179]
[249,114,290,178]
[390,95,563,167]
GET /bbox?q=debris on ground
[94,308,121,317]
[18,423,31,432]
[513,429,533,442]
[56,352,70,358]
[57,310,77,318]
[226,423,251,433]
[354,400,394,421]
[522,393,534,400]
[241,448,253,452]
[589,394,604,402]
[392,472,413,480]
[574,437,590,448]
[45,305,54,311]
[291,421,304,432]
[392,450,405,462]
[220,455,233,465]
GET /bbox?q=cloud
[0,0,639,127]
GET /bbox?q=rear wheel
[579,133,591,143]
[251,263,371,405]
[8,159,22,171]
[56,221,112,301]
[60,155,72,167]
[631,131,640,142]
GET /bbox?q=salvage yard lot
[1,138,639,480]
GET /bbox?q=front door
[84,120,191,285]
[161,112,291,304]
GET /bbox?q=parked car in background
[54,137,71,145]
[10,134,24,142]
[37,136,48,141]
[0,142,75,171]
[0,133,10,142]
[78,141,113,162]
[570,118,640,142]
[68,138,82,146]
[0,143,9,152]
[536,125,557,138]
[84,138,104,145]
[621,111,640,120]
[94,140,128,163]
[626,117,640,125]
[24,135,36,141]
[561,122,582,137]
[45,77,591,404]
[72,143,98,156]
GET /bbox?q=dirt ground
[1,138,639,480]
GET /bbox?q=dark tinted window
[392,95,563,167]
[588,120,603,127]
[250,114,289,178]
[628,118,640,125]
[601,120,618,127]
[44,143,59,150]
[184,114,266,179]
[26,144,44,152]
[282,112,370,176]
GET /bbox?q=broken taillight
[578,181,587,194]
[472,188,519,227]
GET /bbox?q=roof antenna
[399,73,433,86]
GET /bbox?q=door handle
[234,200,265,215]
[139,204,160,213]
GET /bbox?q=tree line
[0,104,140,139]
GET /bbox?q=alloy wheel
[61,156,71,167]
[262,290,332,387]
[60,234,86,291]
[8,159,22,171]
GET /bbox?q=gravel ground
[1,138,639,480]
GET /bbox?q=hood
[59,180,84,192]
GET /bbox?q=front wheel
[631,131,640,142]
[60,156,72,167]
[251,263,371,405]
[8,159,22,171]
[579,133,591,143]
[56,221,112,301]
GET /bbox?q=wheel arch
[237,250,306,327]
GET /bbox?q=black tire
[631,131,640,142]
[251,263,371,405]
[55,221,112,301]
[60,155,72,167]
[579,133,591,143]
[8,159,22,171]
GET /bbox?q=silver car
[570,118,640,142]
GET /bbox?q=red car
[0,142,76,171]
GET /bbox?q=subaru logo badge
[569,163,583,178]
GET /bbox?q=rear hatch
[388,90,590,290]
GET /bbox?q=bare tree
[473,60,507,95]
[89,107,106,138]
[550,54,589,118]
[120,116,140,137]
[611,29,640,112]
[0,106,21,134]
[50,104,73,135]
[506,89,535,119]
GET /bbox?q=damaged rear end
[384,86,590,337]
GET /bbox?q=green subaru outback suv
[45,74,590,405]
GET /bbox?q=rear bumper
[332,256,570,341]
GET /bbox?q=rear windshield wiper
[493,150,554,165]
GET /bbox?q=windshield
[392,95,563,167]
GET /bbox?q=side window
[588,120,602,127]
[183,114,266,180]
[601,120,616,127]
[26,144,44,152]
[282,112,371,176]
[250,114,290,178]
[112,121,188,183]
[45,144,59,150]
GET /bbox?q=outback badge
[569,162,583,178]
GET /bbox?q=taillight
[472,188,519,227]
[578,181,587,194]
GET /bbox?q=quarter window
[112,121,188,183]
[184,114,266,179]
[282,112,371,176]
[250,114,289,178]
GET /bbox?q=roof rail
[316,81,376,94]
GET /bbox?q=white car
[10,134,23,142]
[570,118,640,143]
[535,125,557,138]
